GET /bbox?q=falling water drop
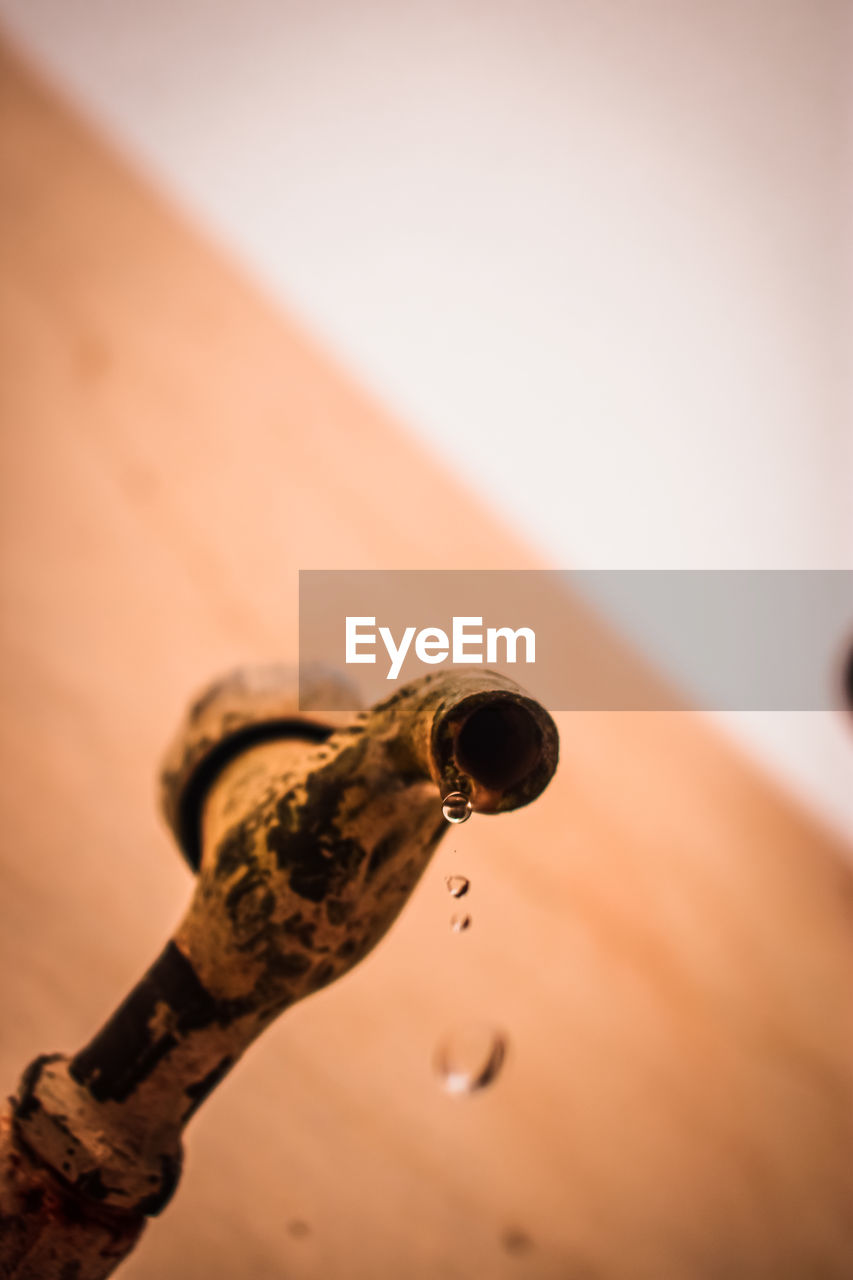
[434,1022,508,1094]
[445,875,470,898]
[450,913,471,933]
[442,792,472,824]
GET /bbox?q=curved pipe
[1,668,558,1279]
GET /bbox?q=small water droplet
[450,913,471,932]
[445,874,470,898]
[442,792,472,823]
[434,1022,507,1094]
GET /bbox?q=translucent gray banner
[298,571,853,711]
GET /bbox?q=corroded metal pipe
[0,666,558,1279]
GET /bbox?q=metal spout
[1,667,558,1280]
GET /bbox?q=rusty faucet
[0,666,559,1279]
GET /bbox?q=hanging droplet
[445,874,470,898]
[450,912,471,933]
[434,1023,508,1095]
[442,791,472,823]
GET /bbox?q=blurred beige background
[1,0,851,835]
[1,8,852,1279]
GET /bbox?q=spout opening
[455,700,542,791]
[429,676,559,813]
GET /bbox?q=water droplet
[445,874,470,898]
[450,913,471,932]
[434,1022,507,1094]
[442,792,472,823]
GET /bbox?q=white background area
[1,0,851,837]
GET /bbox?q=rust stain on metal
[1,665,558,1277]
